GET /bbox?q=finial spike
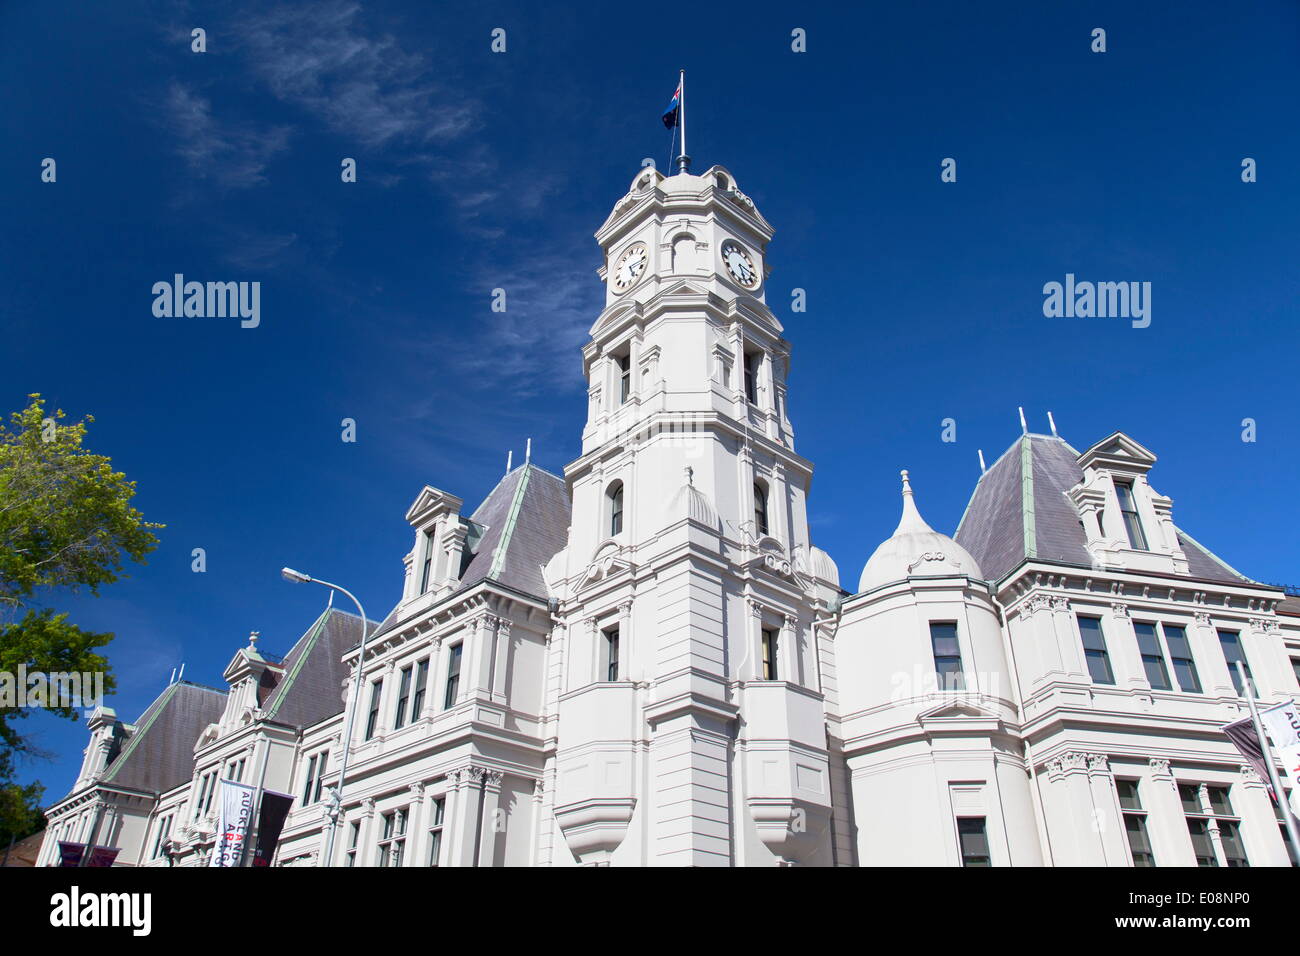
[525,438,532,464]
[1047,411,1058,437]
[978,449,987,475]
[900,469,913,496]
[684,465,694,486]
[506,450,513,475]
[1018,406,1028,435]
[248,630,260,649]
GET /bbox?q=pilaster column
[744,598,764,682]
[617,600,634,681]
[475,768,506,867]
[491,618,511,702]
[1234,764,1290,866]
[782,613,801,686]
[1042,752,1107,865]
[466,613,497,701]
[1085,755,1129,866]
[1245,618,1283,699]
[445,769,479,868]
[1193,612,1236,697]
[1050,597,1089,679]
[1143,758,1195,867]
[356,797,377,868]
[1108,603,1147,690]
[405,782,427,868]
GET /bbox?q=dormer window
[1114,481,1148,550]
[419,529,435,593]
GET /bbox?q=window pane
[1116,779,1142,811]
[1218,631,1250,694]
[1179,784,1202,814]
[1124,814,1155,866]
[1219,820,1249,867]
[1116,482,1148,550]
[1135,623,1171,690]
[957,817,991,866]
[1186,818,1217,867]
[1078,617,1114,684]
[1206,786,1233,817]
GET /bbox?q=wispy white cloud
[234,0,479,151]
[162,82,292,188]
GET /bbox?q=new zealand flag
[662,82,681,128]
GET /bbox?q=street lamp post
[281,567,370,868]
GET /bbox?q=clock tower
[540,164,847,866]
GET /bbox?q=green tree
[0,394,161,841]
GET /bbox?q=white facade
[41,162,1300,867]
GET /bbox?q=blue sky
[2,0,1298,802]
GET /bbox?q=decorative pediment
[404,485,464,527]
[1076,431,1157,474]
[917,699,997,722]
[576,540,635,591]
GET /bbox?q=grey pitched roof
[372,465,571,637]
[262,607,368,730]
[955,433,1247,586]
[101,681,225,795]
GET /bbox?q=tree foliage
[0,394,161,842]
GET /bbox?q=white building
[39,162,1300,867]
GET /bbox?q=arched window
[607,481,624,537]
[754,481,769,536]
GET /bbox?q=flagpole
[1236,661,1300,859]
[677,68,688,174]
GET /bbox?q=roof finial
[506,449,513,475]
[1047,411,1058,438]
[900,469,913,496]
[248,630,260,649]
[684,465,694,486]
[525,437,532,464]
[977,449,987,475]
[1018,406,1028,435]
[893,468,934,535]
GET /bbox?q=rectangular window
[1078,616,1115,685]
[152,814,173,861]
[428,797,446,867]
[313,752,328,803]
[194,770,217,819]
[1218,630,1252,695]
[364,680,382,741]
[929,622,965,691]
[394,665,413,729]
[302,754,318,805]
[420,530,435,593]
[345,820,360,868]
[377,808,408,868]
[1115,481,1148,550]
[744,352,760,405]
[1181,783,1249,867]
[444,644,463,709]
[761,627,779,681]
[618,354,631,405]
[1134,622,1171,690]
[957,817,991,866]
[1162,624,1202,693]
[410,658,428,721]
[603,626,620,682]
[1116,779,1155,866]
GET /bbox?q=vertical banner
[252,791,295,867]
[1260,701,1300,798]
[209,780,256,867]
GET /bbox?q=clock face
[721,240,759,289]
[611,242,648,294]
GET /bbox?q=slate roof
[955,434,1249,586]
[262,607,368,730]
[372,464,571,637]
[100,681,225,795]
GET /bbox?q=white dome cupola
[858,470,982,592]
